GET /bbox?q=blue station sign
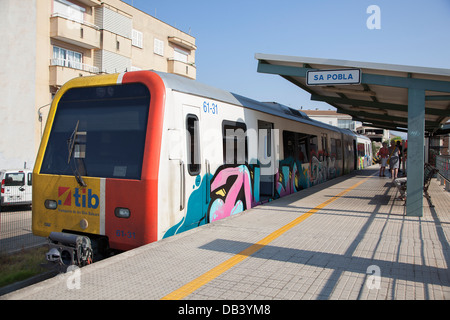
[306,69,361,86]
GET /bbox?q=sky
[122,0,450,113]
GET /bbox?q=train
[33,70,372,266]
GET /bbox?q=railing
[50,13,100,30]
[50,58,100,74]
[435,155,450,191]
[0,206,46,255]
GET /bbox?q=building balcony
[50,14,100,49]
[49,59,99,87]
[76,0,102,6]
[167,59,196,80]
[168,36,197,51]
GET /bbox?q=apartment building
[303,109,392,148]
[302,109,359,131]
[356,126,390,144]
[0,0,197,169]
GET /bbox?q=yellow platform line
[161,174,372,300]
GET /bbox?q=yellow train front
[33,71,166,266]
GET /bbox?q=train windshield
[41,83,150,180]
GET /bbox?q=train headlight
[45,199,57,210]
[115,207,131,219]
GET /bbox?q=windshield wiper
[67,120,87,187]
[67,120,79,163]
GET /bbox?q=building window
[174,47,188,63]
[132,29,143,48]
[154,38,164,56]
[52,46,82,69]
[337,119,355,130]
[53,0,85,23]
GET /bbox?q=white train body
[33,70,372,255]
[156,72,367,239]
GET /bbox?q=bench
[398,163,439,206]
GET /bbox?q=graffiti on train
[163,155,339,238]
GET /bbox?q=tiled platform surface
[2,168,449,300]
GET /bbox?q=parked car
[0,169,32,209]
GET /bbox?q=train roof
[153,71,344,134]
[356,134,372,142]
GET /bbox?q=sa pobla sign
[306,69,361,86]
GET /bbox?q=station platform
[2,167,449,301]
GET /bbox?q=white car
[0,169,32,209]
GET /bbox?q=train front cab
[32,71,166,262]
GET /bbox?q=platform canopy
[256,53,450,217]
[255,54,450,134]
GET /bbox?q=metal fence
[435,155,450,192]
[0,206,46,255]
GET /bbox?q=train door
[258,120,275,200]
[181,105,208,228]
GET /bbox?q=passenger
[377,142,389,177]
[396,140,403,175]
[394,150,408,201]
[389,141,400,180]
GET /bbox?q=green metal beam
[362,73,450,93]
[337,108,439,128]
[311,94,449,116]
[343,110,407,123]
[355,118,407,131]
[361,122,408,133]
[356,117,437,133]
[311,94,401,110]
[257,61,308,78]
[425,95,450,101]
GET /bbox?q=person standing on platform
[396,140,403,175]
[389,141,400,180]
[377,142,389,177]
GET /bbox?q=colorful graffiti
[163,172,212,238]
[163,155,340,239]
[357,155,371,169]
[208,165,252,222]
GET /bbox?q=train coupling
[46,232,93,268]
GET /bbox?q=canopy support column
[406,88,425,217]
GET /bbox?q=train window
[336,139,342,160]
[186,114,201,175]
[282,131,295,159]
[310,136,318,159]
[223,121,247,165]
[330,138,343,160]
[40,83,150,180]
[282,131,312,164]
[331,139,336,159]
[298,138,309,163]
[357,143,365,157]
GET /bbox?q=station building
[0,0,197,169]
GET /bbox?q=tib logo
[58,187,99,209]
